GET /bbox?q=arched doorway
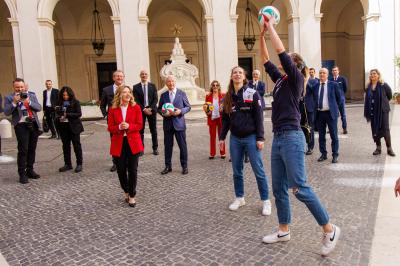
[0,0,15,95]
[320,0,365,100]
[235,0,290,90]
[146,0,208,90]
[52,0,115,101]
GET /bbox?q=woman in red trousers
[204,80,225,159]
[108,85,143,207]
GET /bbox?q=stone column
[362,13,381,81]
[204,15,216,84]
[287,15,300,53]
[111,16,123,70]
[395,0,400,92]
[38,18,58,87]
[8,19,23,77]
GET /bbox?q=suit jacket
[364,82,392,119]
[157,89,191,131]
[0,93,3,113]
[42,88,59,109]
[329,76,348,98]
[56,99,84,135]
[132,82,158,114]
[100,85,115,117]
[248,80,266,109]
[312,81,341,120]
[108,104,143,157]
[304,81,315,112]
[205,93,224,126]
[4,91,42,127]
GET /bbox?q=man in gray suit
[4,78,42,184]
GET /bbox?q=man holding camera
[4,78,42,184]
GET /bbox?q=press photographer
[4,78,42,184]
[55,86,84,173]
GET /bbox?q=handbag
[300,101,312,144]
[42,116,49,133]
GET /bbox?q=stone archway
[138,0,212,18]
[319,0,366,100]
[0,0,16,95]
[38,0,119,18]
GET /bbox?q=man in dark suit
[133,70,159,155]
[158,75,191,175]
[302,79,316,155]
[100,70,124,172]
[313,68,342,163]
[329,66,348,134]
[308,67,319,87]
[4,78,42,183]
[42,80,59,138]
[248,69,266,110]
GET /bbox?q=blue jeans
[230,134,269,200]
[271,130,329,226]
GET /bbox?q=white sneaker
[228,198,245,211]
[262,229,291,244]
[321,224,341,256]
[262,200,272,216]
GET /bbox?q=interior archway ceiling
[0,0,12,40]
[321,0,364,34]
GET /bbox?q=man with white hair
[157,75,191,175]
[313,68,342,163]
[249,69,266,110]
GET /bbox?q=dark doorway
[238,57,253,81]
[97,62,117,99]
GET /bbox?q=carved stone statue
[159,37,205,105]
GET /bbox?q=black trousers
[140,113,158,151]
[114,137,139,197]
[58,122,83,166]
[14,123,40,177]
[164,129,187,168]
[44,106,57,135]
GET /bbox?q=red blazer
[108,104,144,157]
[205,93,225,126]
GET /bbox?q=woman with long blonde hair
[364,69,395,156]
[108,85,143,207]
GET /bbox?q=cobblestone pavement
[0,106,388,265]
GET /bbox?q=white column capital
[229,15,239,22]
[287,15,300,24]
[204,15,213,22]
[138,16,149,24]
[37,18,56,28]
[111,16,120,24]
[315,13,323,22]
[8,18,19,26]
[362,13,381,23]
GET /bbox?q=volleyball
[161,102,175,114]
[258,6,280,26]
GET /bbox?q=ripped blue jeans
[271,129,329,226]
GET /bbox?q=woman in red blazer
[108,85,143,207]
[203,80,225,159]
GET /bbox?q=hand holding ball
[162,103,175,116]
[258,6,280,26]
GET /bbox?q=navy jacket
[42,88,59,109]
[220,86,264,141]
[248,80,266,109]
[100,85,114,117]
[329,76,348,98]
[4,91,42,127]
[264,52,303,132]
[132,82,158,114]
[303,81,315,113]
[157,89,191,131]
[312,80,341,120]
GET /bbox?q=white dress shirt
[169,88,177,103]
[318,82,330,111]
[46,89,52,107]
[211,97,220,120]
[141,82,148,107]
[120,105,128,136]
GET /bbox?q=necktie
[169,91,174,103]
[318,83,325,110]
[143,84,148,107]
[23,102,33,118]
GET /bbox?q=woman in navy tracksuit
[259,17,340,256]
[219,66,271,216]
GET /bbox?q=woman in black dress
[364,69,395,156]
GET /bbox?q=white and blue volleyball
[258,6,280,26]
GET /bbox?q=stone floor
[0,106,389,265]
